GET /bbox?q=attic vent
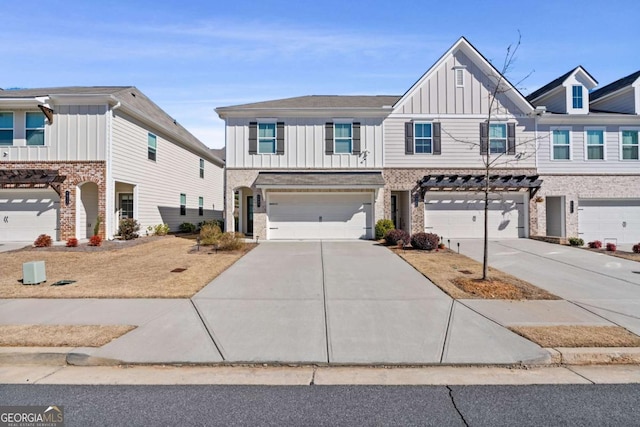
[455,68,464,88]
[131,92,136,97]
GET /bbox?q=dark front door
[391,195,398,229]
[246,196,254,235]
[119,193,134,219]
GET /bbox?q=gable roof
[590,70,640,102]
[392,36,534,114]
[526,66,598,102]
[0,86,223,166]
[217,95,400,111]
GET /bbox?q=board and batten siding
[2,105,107,161]
[225,117,383,169]
[537,123,640,174]
[384,116,537,168]
[394,50,527,116]
[110,111,223,232]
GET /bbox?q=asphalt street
[1,384,639,426]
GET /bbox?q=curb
[2,347,640,367]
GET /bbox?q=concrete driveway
[452,239,640,336]
[193,241,548,365]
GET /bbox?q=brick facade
[1,161,107,240]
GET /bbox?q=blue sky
[2,0,639,148]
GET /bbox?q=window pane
[26,130,44,146]
[623,146,639,160]
[335,138,352,153]
[415,139,431,153]
[258,139,275,153]
[489,124,506,138]
[553,130,570,145]
[26,112,45,128]
[587,146,604,160]
[622,131,638,145]
[258,123,276,138]
[490,140,506,154]
[334,123,352,138]
[586,130,603,145]
[572,86,583,108]
[0,129,12,145]
[415,123,431,138]
[180,194,186,205]
[148,133,157,148]
[554,146,570,160]
[0,112,13,128]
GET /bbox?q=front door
[119,193,134,220]
[246,196,254,235]
[391,195,398,229]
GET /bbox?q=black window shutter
[432,122,441,155]
[507,122,516,154]
[480,122,488,155]
[248,122,257,154]
[352,122,361,155]
[325,122,334,155]
[276,122,285,155]
[404,122,414,155]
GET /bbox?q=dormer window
[572,85,583,109]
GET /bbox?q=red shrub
[384,229,410,246]
[588,240,602,249]
[88,235,102,247]
[66,237,78,247]
[633,244,640,254]
[33,234,52,248]
[410,232,440,250]
[606,243,617,252]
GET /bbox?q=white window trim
[489,123,508,155]
[583,127,606,161]
[147,132,157,162]
[550,127,572,161]
[0,111,14,146]
[454,66,466,88]
[25,111,46,146]
[413,121,433,155]
[256,121,277,155]
[333,120,353,155]
[619,127,640,161]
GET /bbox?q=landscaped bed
[509,325,640,348]
[0,325,135,347]
[0,236,254,298]
[392,247,559,300]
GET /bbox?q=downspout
[106,100,122,239]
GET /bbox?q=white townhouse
[528,69,640,244]
[0,87,224,241]
[216,37,639,244]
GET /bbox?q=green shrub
[93,216,102,237]
[217,232,245,251]
[179,222,196,233]
[568,237,584,247]
[118,218,140,240]
[375,219,395,240]
[199,223,223,245]
[34,234,52,248]
[153,223,170,236]
[410,232,440,250]
[384,229,410,246]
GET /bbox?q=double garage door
[0,189,60,241]
[578,199,640,244]
[268,193,373,240]
[424,193,526,239]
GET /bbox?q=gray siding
[1,106,107,161]
[225,117,384,169]
[531,89,566,114]
[591,88,636,114]
[111,111,224,233]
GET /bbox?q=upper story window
[489,124,507,154]
[148,133,157,161]
[572,85,583,109]
[552,128,571,160]
[585,129,605,160]
[180,193,186,216]
[621,130,639,160]
[258,123,276,154]
[0,112,14,146]
[26,112,45,146]
[334,123,352,154]
[414,123,433,154]
[199,158,205,178]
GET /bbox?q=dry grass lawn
[393,248,559,300]
[0,236,253,298]
[509,325,640,348]
[0,325,135,347]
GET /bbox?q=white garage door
[0,189,60,241]
[425,193,526,239]
[268,193,373,240]
[578,199,640,244]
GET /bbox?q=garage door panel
[578,199,640,244]
[268,193,372,240]
[0,189,60,241]
[425,193,525,239]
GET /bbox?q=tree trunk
[483,167,489,280]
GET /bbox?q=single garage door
[0,189,60,241]
[578,199,640,244]
[425,193,526,239]
[268,193,373,240]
